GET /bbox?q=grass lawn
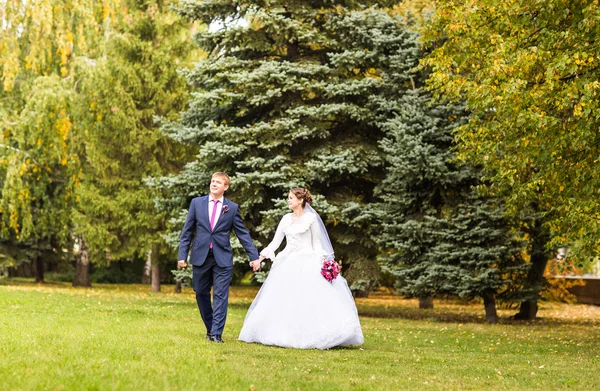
[1,279,599,390]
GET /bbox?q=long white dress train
[238,212,364,349]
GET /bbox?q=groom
[178,172,260,343]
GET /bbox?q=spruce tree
[442,199,527,323]
[372,15,527,320]
[154,1,397,294]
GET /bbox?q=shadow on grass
[3,279,598,327]
[358,304,490,324]
[356,298,600,327]
[0,278,66,287]
[228,301,252,310]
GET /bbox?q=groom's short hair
[212,171,231,186]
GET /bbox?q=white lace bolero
[260,213,328,263]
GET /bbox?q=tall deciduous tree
[0,0,121,91]
[0,76,80,282]
[153,0,400,295]
[1,0,194,288]
[423,0,599,318]
[0,0,123,282]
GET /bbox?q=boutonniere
[222,205,229,214]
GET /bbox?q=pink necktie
[209,200,219,249]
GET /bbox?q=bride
[238,187,364,349]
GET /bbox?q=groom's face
[210,176,229,198]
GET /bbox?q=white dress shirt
[208,195,224,229]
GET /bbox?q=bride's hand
[250,259,261,271]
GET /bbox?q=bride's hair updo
[290,187,312,207]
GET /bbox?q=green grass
[1,279,599,390]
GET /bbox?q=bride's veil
[304,204,335,261]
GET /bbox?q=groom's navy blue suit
[178,195,258,337]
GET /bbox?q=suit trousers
[192,251,233,336]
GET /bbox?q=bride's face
[287,192,303,210]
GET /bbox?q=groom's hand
[178,260,188,269]
[250,260,261,271]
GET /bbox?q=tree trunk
[482,289,498,324]
[514,216,550,320]
[287,41,299,59]
[34,255,44,283]
[515,300,539,320]
[142,249,151,284]
[352,290,370,298]
[419,296,433,309]
[151,244,160,292]
[73,236,92,287]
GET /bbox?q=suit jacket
[178,196,259,267]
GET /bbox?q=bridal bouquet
[321,259,340,283]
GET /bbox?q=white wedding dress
[238,212,364,349]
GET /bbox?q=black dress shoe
[209,334,224,343]
[206,333,212,341]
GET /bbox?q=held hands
[249,255,265,272]
[181,257,263,270]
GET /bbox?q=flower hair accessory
[222,205,229,214]
[321,259,340,283]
